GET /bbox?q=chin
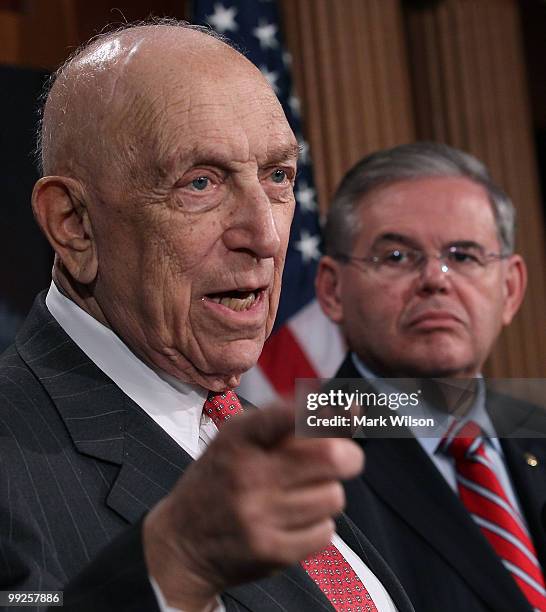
[209,338,264,379]
[405,352,476,378]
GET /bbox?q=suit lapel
[489,392,546,569]
[16,296,128,464]
[225,564,332,612]
[105,400,193,523]
[503,438,546,569]
[338,355,533,611]
[335,513,415,612]
[16,294,194,524]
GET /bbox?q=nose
[222,180,281,260]
[416,255,451,294]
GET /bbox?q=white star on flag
[282,51,292,67]
[298,138,311,165]
[295,180,316,212]
[207,3,238,33]
[253,20,278,49]
[294,230,321,263]
[288,93,300,117]
[259,65,279,93]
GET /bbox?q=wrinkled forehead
[105,39,292,173]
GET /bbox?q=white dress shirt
[45,283,397,612]
[351,353,528,524]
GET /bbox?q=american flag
[193,0,345,404]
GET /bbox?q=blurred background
[0,0,544,384]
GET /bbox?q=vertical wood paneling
[0,0,188,69]
[0,2,75,68]
[0,10,19,64]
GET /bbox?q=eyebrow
[267,142,300,165]
[371,233,421,250]
[445,240,486,251]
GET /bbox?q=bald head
[33,20,297,390]
[39,22,267,185]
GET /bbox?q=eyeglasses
[334,245,509,278]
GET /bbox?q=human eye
[190,176,211,191]
[271,168,287,184]
[448,246,483,266]
[176,170,221,195]
[173,168,225,212]
[261,165,295,203]
[266,165,296,187]
[381,248,413,267]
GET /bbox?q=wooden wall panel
[0,2,77,69]
[0,0,187,70]
[0,10,19,64]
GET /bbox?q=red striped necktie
[442,421,546,610]
[203,391,378,611]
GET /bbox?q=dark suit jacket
[0,296,414,612]
[337,354,546,612]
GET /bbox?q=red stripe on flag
[258,325,318,395]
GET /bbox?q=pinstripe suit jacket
[0,295,414,612]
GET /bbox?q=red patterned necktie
[301,544,378,611]
[203,390,243,428]
[203,391,377,610]
[443,421,546,610]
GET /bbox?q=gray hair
[325,142,516,256]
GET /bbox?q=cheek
[469,291,506,343]
[460,280,505,326]
[275,201,295,244]
[158,213,222,279]
[139,235,209,324]
[345,279,404,327]
[270,209,293,285]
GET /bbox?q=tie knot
[441,420,483,462]
[203,390,243,428]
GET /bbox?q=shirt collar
[45,282,208,456]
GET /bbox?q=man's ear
[501,254,527,326]
[32,176,98,284]
[315,255,344,324]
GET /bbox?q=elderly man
[316,142,546,612]
[0,22,415,612]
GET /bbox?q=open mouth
[205,289,262,312]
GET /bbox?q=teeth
[219,292,257,311]
[207,292,258,311]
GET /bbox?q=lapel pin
[524,452,538,467]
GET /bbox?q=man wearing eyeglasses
[315,142,546,612]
